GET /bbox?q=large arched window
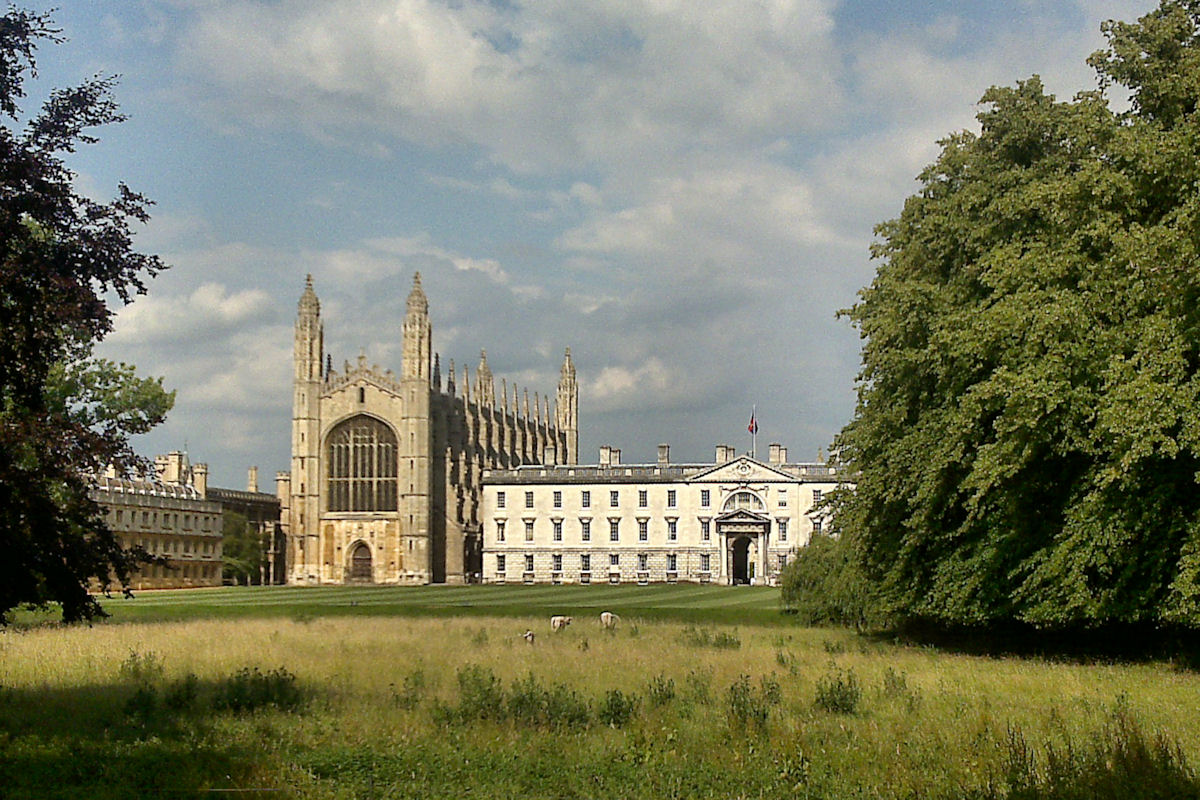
[327,416,398,512]
[723,491,764,512]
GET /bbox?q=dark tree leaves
[0,8,168,623]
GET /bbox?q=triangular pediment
[715,508,770,524]
[688,457,793,484]
[324,372,402,400]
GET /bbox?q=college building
[481,443,844,586]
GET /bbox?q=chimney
[193,463,208,497]
[779,446,788,464]
[657,444,670,466]
[716,444,734,463]
[768,443,782,465]
[610,448,621,465]
[275,472,291,520]
[248,466,259,493]
[599,445,611,467]
[154,453,169,482]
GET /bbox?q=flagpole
[752,404,757,460]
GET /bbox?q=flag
[748,412,758,435]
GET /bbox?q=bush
[726,674,781,731]
[119,649,165,684]
[164,673,199,712]
[213,667,304,713]
[779,533,883,630]
[598,689,638,728]
[646,674,676,707]
[977,701,1200,800]
[814,665,860,715]
[679,626,741,649]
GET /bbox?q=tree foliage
[831,0,1200,628]
[0,9,168,622]
[222,511,264,586]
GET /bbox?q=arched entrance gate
[349,542,373,582]
[716,509,769,585]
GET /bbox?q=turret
[476,350,494,406]
[556,347,579,464]
[291,275,324,583]
[402,272,431,382]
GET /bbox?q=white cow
[550,615,572,632]
[599,611,620,631]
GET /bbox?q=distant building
[281,274,578,585]
[481,443,845,586]
[91,452,283,589]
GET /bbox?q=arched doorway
[349,542,373,582]
[731,536,751,585]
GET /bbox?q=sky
[22,0,1157,488]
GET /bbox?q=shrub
[646,674,676,707]
[978,702,1200,800]
[119,649,165,684]
[779,532,883,629]
[451,664,506,722]
[685,668,714,704]
[726,674,780,732]
[395,667,427,710]
[814,665,860,715]
[214,667,304,713]
[598,689,638,728]
[163,673,199,712]
[680,626,740,649]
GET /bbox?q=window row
[110,507,216,532]
[496,552,710,573]
[495,487,797,510]
[493,517,793,543]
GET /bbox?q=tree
[222,510,264,586]
[0,8,168,622]
[833,0,1200,629]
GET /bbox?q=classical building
[281,274,579,585]
[481,443,844,586]
[92,451,284,589]
[92,454,224,589]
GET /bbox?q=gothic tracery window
[327,416,398,512]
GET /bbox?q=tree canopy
[827,0,1200,629]
[0,8,170,622]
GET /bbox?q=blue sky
[23,0,1156,487]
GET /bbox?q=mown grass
[3,613,1200,798]
[10,583,785,627]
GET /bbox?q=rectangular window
[778,490,788,507]
[700,489,710,507]
[638,490,648,508]
[701,519,711,541]
[525,491,534,509]
[580,553,591,572]
[667,519,677,541]
[812,489,823,503]
[700,553,711,571]
[497,491,506,509]
[581,490,591,508]
[525,554,534,572]
[609,519,620,542]
[778,554,788,570]
[813,519,823,534]
[553,554,563,572]
[496,520,506,542]
[497,554,506,572]
[667,490,676,507]
[778,519,788,541]
[610,553,620,568]
[610,490,619,507]
[638,519,648,541]
[667,553,677,571]
[553,491,562,508]
[581,519,591,542]
[525,520,534,541]
[553,520,562,541]
[638,553,648,571]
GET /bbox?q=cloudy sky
[27,0,1155,487]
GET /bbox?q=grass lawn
[14,582,787,626]
[4,586,1200,798]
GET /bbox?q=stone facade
[283,274,579,585]
[92,457,224,589]
[481,443,844,586]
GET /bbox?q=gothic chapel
[281,274,579,584]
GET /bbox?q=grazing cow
[550,615,572,632]
[599,611,620,630]
[523,629,536,645]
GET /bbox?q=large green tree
[0,9,170,622]
[833,0,1200,628]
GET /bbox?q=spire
[299,273,320,316]
[447,358,456,395]
[476,350,494,406]
[463,364,471,402]
[501,378,509,413]
[534,391,541,424]
[433,353,442,389]
[406,271,428,315]
[524,388,531,419]
[325,353,333,378]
